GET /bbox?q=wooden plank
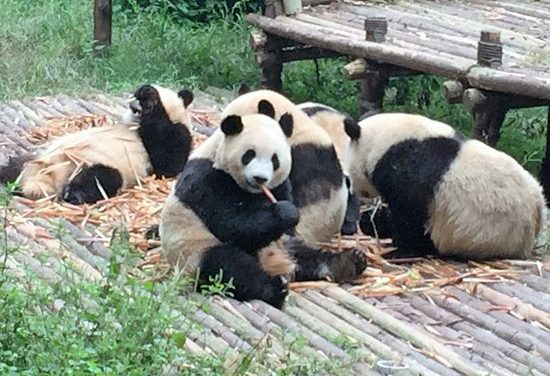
[409,294,550,375]
[304,291,462,376]
[323,286,489,376]
[246,14,472,77]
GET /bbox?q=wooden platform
[1,92,550,375]
[248,0,550,99]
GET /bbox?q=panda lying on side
[160,111,367,308]
[17,84,193,204]
[345,113,546,260]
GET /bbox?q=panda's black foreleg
[285,238,367,283]
[61,164,123,205]
[359,205,393,239]
[199,244,288,308]
[384,205,437,259]
[341,190,360,235]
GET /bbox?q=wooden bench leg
[463,88,508,147]
[359,69,388,118]
[252,33,283,92]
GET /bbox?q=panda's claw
[265,275,289,309]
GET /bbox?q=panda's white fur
[345,113,545,259]
[217,90,349,244]
[18,125,151,199]
[18,84,193,203]
[296,102,350,165]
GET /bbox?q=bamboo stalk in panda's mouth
[260,185,278,204]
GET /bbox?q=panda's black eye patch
[242,149,256,165]
[272,154,280,171]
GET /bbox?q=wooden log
[475,284,550,331]
[323,287,488,376]
[304,291,461,376]
[191,304,253,352]
[467,67,550,101]
[489,282,550,314]
[93,0,112,57]
[280,46,340,62]
[290,292,438,376]
[433,287,550,361]
[172,315,235,356]
[442,80,465,104]
[249,30,268,51]
[250,299,346,357]
[246,13,472,78]
[380,296,518,376]
[207,299,289,361]
[343,58,416,80]
[409,294,550,376]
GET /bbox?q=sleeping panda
[17,84,193,204]
[212,90,349,245]
[160,112,367,308]
[296,102,361,236]
[344,113,546,260]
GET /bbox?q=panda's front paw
[273,201,300,230]
[323,248,368,283]
[263,275,289,309]
[61,185,86,205]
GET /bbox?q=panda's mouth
[128,98,142,115]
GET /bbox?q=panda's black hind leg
[383,205,437,259]
[286,238,367,283]
[199,244,288,308]
[61,164,123,205]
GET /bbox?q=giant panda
[207,90,349,245]
[296,102,361,236]
[344,113,546,260]
[17,84,193,204]
[160,112,367,308]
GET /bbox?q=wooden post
[442,80,465,104]
[264,0,284,18]
[359,17,388,116]
[250,30,283,92]
[540,107,550,201]
[477,31,502,68]
[93,0,112,57]
[463,88,507,146]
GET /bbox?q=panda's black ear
[221,115,243,136]
[344,118,361,141]
[279,113,293,138]
[258,100,276,119]
[237,82,250,96]
[178,90,194,108]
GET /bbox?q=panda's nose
[253,176,268,185]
